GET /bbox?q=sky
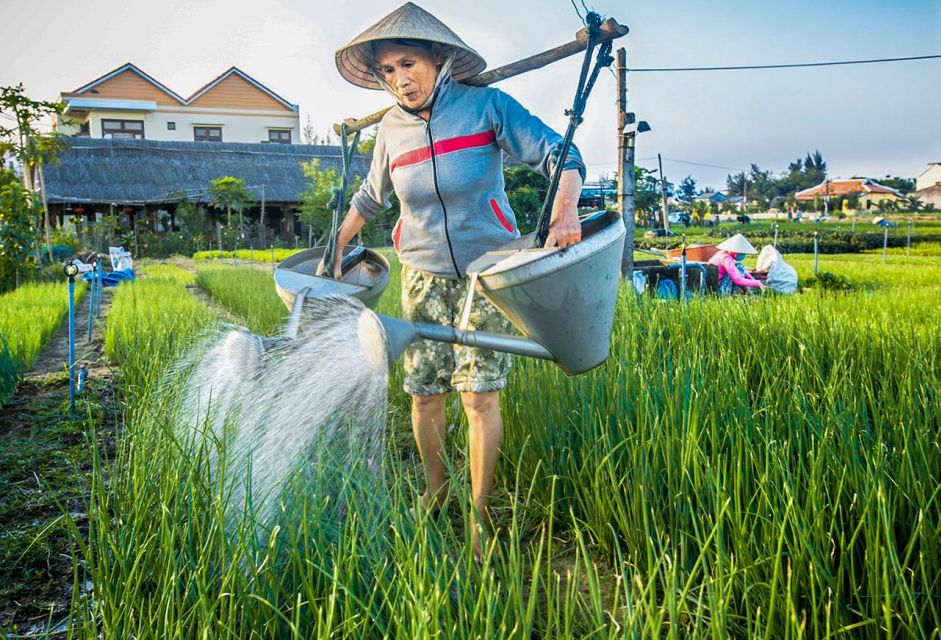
[1,0,939,191]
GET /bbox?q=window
[167,121,176,130]
[268,129,291,144]
[101,119,145,139]
[78,122,90,137]
[194,126,222,142]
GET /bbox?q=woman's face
[373,41,440,110]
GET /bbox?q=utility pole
[617,48,634,277]
[658,153,670,231]
[743,178,748,216]
[259,184,266,245]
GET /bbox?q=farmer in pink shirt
[708,234,764,294]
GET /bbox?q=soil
[0,284,118,636]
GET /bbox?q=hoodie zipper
[425,116,462,279]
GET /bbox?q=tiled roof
[795,179,902,201]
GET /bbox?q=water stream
[173,296,390,535]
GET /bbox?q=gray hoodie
[350,76,585,279]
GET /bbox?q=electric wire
[628,54,940,72]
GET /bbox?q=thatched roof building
[41,138,370,242]
[42,138,368,205]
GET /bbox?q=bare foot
[469,504,494,564]
[410,485,450,520]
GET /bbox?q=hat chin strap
[371,54,455,114]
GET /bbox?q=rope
[533,11,614,247]
[321,122,361,278]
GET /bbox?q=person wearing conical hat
[708,233,764,294]
[330,2,587,561]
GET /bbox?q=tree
[298,159,340,246]
[677,175,697,206]
[726,172,749,198]
[503,165,547,234]
[803,150,827,185]
[207,176,254,237]
[0,182,40,291]
[881,175,915,194]
[302,115,316,145]
[634,166,661,225]
[0,84,69,262]
[358,129,378,155]
[904,195,922,212]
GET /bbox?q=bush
[804,271,854,291]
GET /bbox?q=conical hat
[716,233,758,254]
[336,2,487,90]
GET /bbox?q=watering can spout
[373,314,420,364]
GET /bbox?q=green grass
[0,281,85,405]
[194,264,286,336]
[70,253,940,637]
[141,261,197,284]
[192,248,303,263]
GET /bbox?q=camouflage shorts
[401,264,513,396]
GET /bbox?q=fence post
[86,263,95,343]
[882,226,889,265]
[65,264,77,412]
[813,231,819,275]
[906,220,911,256]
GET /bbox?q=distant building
[915,163,941,191]
[694,192,727,205]
[794,178,903,210]
[913,184,941,210]
[55,63,300,144]
[40,138,369,242]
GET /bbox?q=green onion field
[1,246,938,638]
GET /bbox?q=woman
[331,3,586,560]
[708,233,764,294]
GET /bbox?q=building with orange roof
[55,63,300,144]
[794,178,903,210]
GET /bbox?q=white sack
[757,245,798,294]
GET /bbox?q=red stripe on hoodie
[391,131,496,172]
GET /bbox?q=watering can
[274,210,625,375]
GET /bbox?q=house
[40,138,369,243]
[55,63,300,144]
[794,178,903,210]
[915,163,941,191]
[694,192,727,205]
[913,183,941,210]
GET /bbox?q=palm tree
[904,195,923,213]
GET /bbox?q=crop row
[192,248,303,263]
[74,253,940,637]
[194,264,286,336]
[0,281,85,405]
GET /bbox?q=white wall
[79,106,300,144]
[916,164,941,191]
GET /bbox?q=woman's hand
[545,210,581,248]
[543,169,583,249]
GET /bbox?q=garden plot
[54,254,941,638]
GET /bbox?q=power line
[638,156,743,172]
[629,54,940,72]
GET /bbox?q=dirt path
[0,284,118,635]
[26,285,113,382]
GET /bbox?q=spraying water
[173,296,390,531]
